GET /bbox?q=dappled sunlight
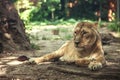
[109,32,120,38]
[27,25,73,41]
[27,24,74,34]
[0,65,7,75]
[116,49,120,52]
[37,62,53,65]
[0,61,2,64]
[6,60,24,66]
[1,56,17,60]
[106,61,119,66]
[0,56,26,76]
[0,56,25,66]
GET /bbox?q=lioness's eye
[74,31,76,34]
[83,31,88,35]
[74,31,77,34]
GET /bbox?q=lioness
[31,22,106,70]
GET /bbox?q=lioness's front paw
[88,61,102,71]
[24,58,37,65]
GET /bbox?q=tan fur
[33,22,106,70]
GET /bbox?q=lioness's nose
[75,41,80,45]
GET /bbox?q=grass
[107,22,120,32]
[25,19,78,30]
[59,28,68,32]
[30,43,40,50]
[26,19,120,50]
[27,33,39,41]
[25,18,99,30]
[63,34,72,40]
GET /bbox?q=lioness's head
[73,22,100,50]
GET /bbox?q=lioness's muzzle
[75,41,80,45]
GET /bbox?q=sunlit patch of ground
[27,25,74,41]
[0,56,25,66]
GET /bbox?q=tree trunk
[117,0,120,21]
[0,0,31,53]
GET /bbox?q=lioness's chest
[59,41,91,62]
[59,42,81,62]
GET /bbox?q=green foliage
[15,0,110,24]
[15,0,60,23]
[59,28,68,32]
[64,34,72,40]
[27,33,40,50]
[20,8,33,23]
[30,0,60,21]
[11,0,18,3]
[108,22,120,32]
[15,0,34,23]
[30,43,40,50]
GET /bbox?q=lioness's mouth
[75,44,79,47]
[74,44,83,49]
[74,44,81,48]
[76,47,84,51]
[74,44,86,50]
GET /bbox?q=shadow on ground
[0,26,120,80]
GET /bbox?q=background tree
[0,0,31,53]
[117,0,120,22]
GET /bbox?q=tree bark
[0,0,31,52]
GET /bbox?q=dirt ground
[0,25,120,80]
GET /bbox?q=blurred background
[14,0,118,22]
[0,0,120,51]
